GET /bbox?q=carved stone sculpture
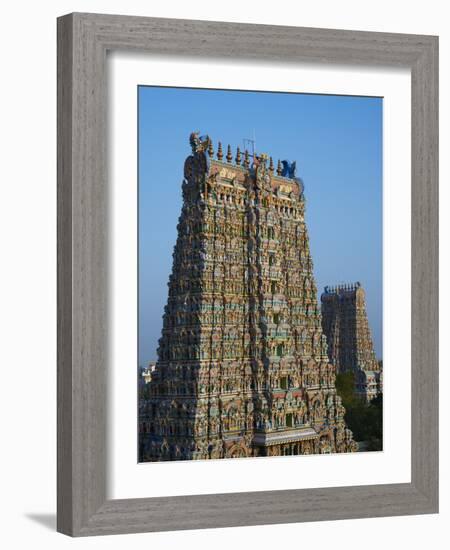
[139,134,358,461]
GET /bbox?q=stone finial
[208,139,214,158]
[243,149,250,169]
[276,159,282,176]
[217,142,223,161]
[269,156,274,172]
[226,144,232,163]
[235,146,242,165]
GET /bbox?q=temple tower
[321,283,382,401]
[139,133,357,461]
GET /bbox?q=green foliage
[335,372,383,451]
[335,371,357,407]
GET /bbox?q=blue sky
[138,86,382,364]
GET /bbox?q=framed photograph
[57,13,438,536]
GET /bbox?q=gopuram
[321,283,383,401]
[139,133,358,461]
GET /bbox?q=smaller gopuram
[320,283,382,401]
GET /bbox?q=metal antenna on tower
[243,130,256,159]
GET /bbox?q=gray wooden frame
[57,12,438,537]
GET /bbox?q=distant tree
[365,393,383,450]
[336,372,383,451]
[335,371,356,408]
